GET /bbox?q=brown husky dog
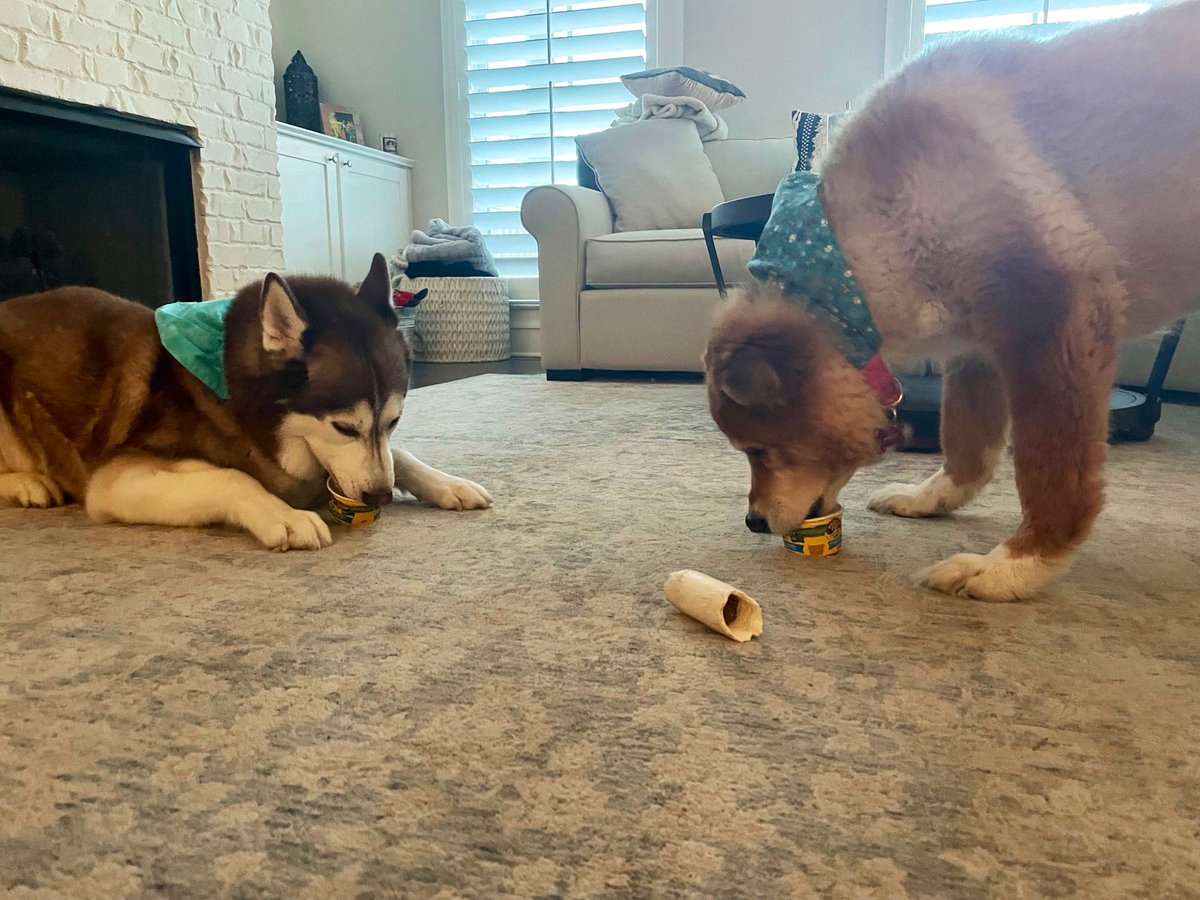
[705,3,1200,600]
[0,254,491,549]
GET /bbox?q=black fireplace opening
[0,89,202,307]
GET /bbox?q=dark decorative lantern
[283,51,320,132]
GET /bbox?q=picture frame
[319,103,365,145]
[381,134,399,155]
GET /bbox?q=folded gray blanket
[396,219,498,277]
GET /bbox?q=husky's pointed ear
[719,345,785,409]
[260,272,307,358]
[356,252,394,320]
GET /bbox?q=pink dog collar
[862,353,905,452]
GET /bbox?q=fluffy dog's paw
[247,508,333,551]
[918,546,1062,602]
[868,482,947,518]
[423,475,493,511]
[0,473,65,509]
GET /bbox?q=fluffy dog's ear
[720,346,785,409]
[261,273,307,358]
[357,252,395,321]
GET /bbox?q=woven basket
[396,276,510,363]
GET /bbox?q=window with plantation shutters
[461,0,648,278]
[924,0,1152,39]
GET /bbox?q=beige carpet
[2,375,1199,898]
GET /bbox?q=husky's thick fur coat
[0,254,490,549]
[705,3,1200,600]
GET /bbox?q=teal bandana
[154,299,234,400]
[747,171,881,368]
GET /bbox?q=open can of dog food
[327,478,381,526]
[782,506,843,557]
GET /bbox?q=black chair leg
[702,212,727,299]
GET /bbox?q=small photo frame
[320,103,365,144]
[381,134,399,154]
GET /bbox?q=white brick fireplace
[0,0,283,298]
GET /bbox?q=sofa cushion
[703,138,797,201]
[575,119,724,232]
[585,228,755,288]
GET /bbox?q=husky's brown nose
[362,489,395,507]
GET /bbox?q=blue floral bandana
[154,299,235,400]
[747,171,881,368]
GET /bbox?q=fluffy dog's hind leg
[86,454,332,550]
[870,356,1008,518]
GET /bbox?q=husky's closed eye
[332,422,359,438]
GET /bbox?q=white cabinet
[275,122,413,281]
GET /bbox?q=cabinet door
[336,154,412,281]
[277,136,341,276]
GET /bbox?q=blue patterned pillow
[792,109,848,172]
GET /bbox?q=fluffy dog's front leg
[391,449,492,510]
[87,455,332,550]
[870,356,1008,517]
[921,279,1119,601]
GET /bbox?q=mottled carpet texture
[2,375,1199,899]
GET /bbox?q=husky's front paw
[245,507,333,551]
[919,546,1063,602]
[422,475,493,511]
[0,473,65,509]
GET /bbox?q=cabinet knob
[342,159,353,168]
[326,154,339,163]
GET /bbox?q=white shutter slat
[471,160,556,189]
[465,12,547,45]
[470,112,552,142]
[473,210,527,233]
[467,54,645,93]
[470,136,579,166]
[464,0,545,19]
[471,187,535,211]
[549,3,647,34]
[467,81,630,117]
[467,39,549,69]
[483,233,539,256]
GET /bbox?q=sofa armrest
[521,185,615,371]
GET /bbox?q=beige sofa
[522,137,796,379]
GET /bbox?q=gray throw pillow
[621,66,746,110]
[575,119,725,233]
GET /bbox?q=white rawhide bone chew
[664,570,763,642]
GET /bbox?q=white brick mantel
[0,0,283,298]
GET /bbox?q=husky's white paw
[919,545,1063,602]
[245,507,333,551]
[869,471,973,518]
[421,475,493,511]
[0,473,65,509]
